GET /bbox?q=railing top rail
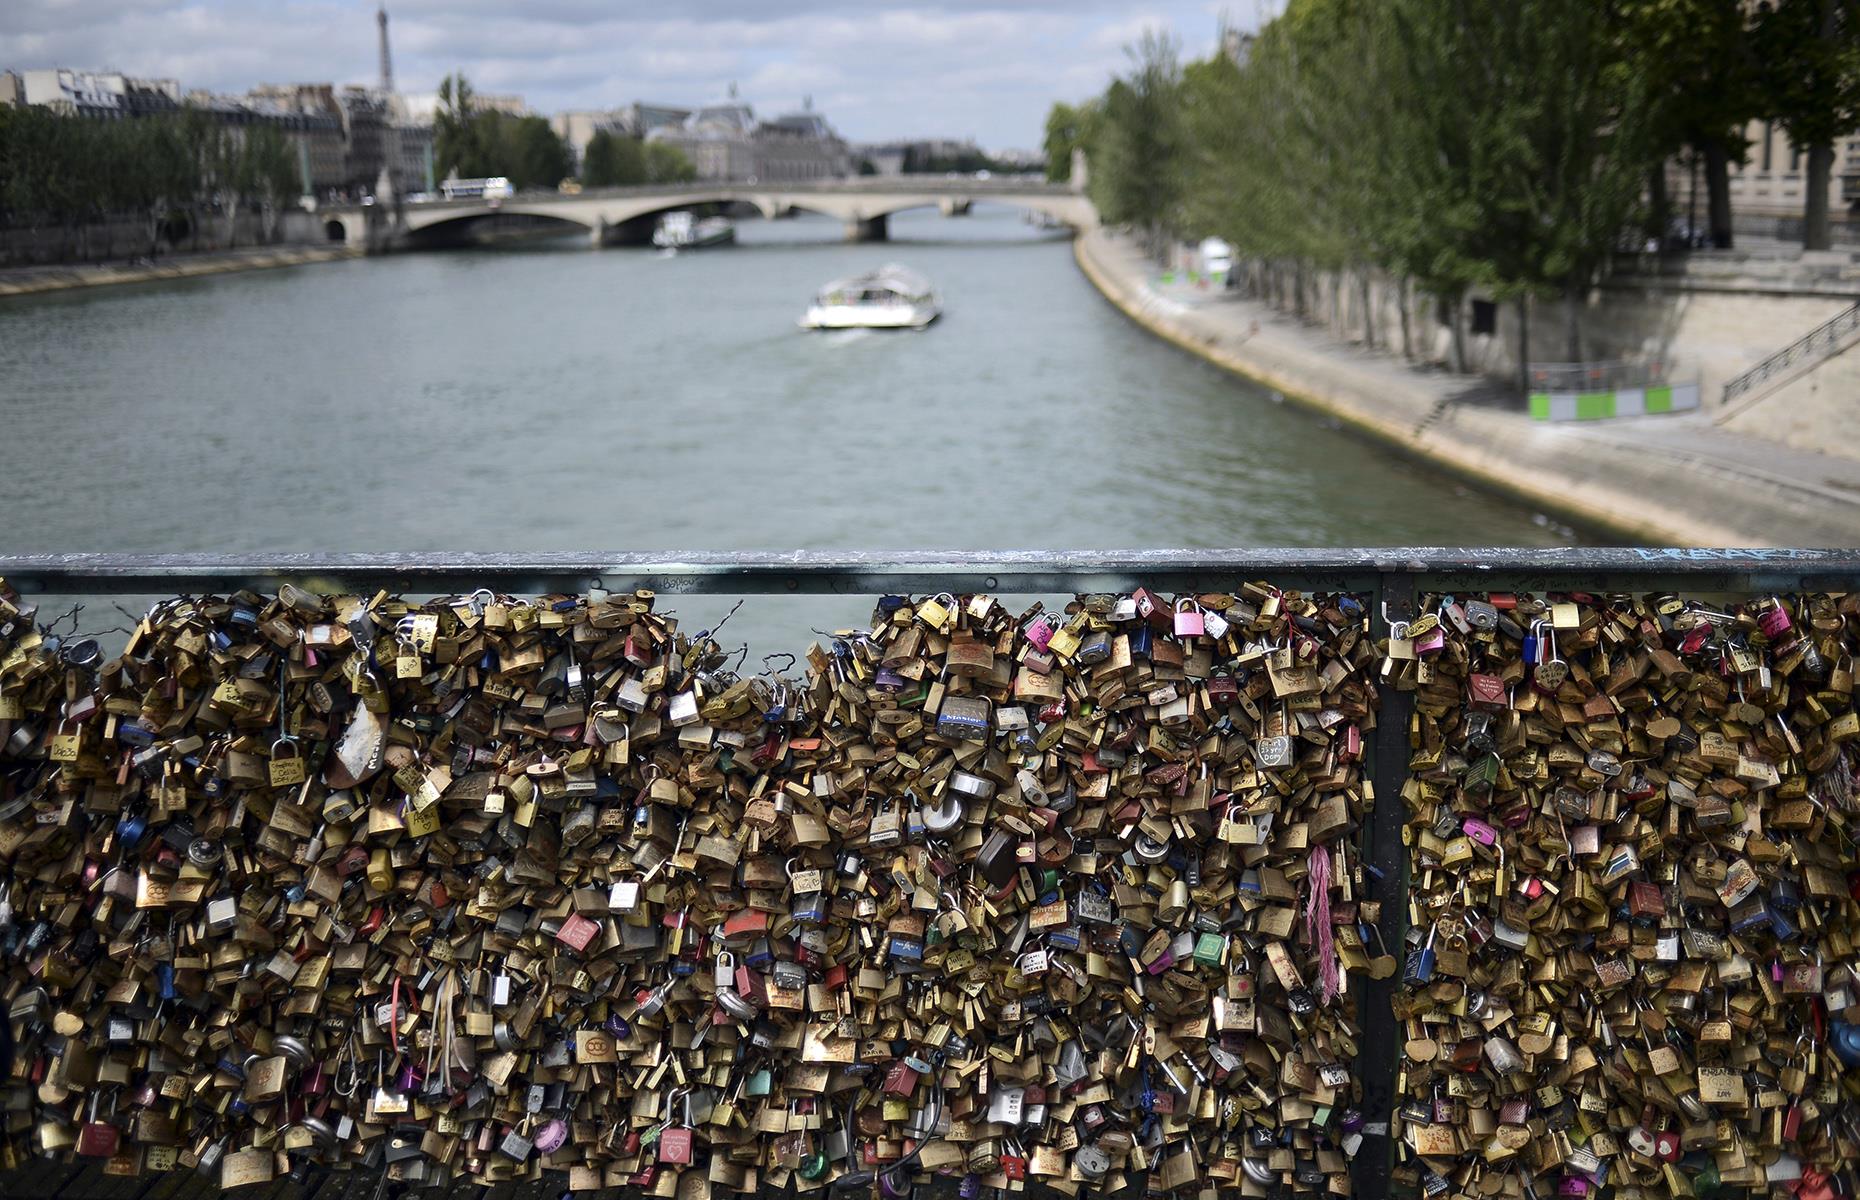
[1724,299,1860,398]
[3,549,1858,597]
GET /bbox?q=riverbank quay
[1075,227,1860,546]
[0,243,360,297]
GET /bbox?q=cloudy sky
[1,1,1282,150]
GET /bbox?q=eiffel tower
[375,3,401,207]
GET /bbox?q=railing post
[1352,570,1413,1200]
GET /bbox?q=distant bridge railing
[368,176,1077,214]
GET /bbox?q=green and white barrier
[1527,381,1700,421]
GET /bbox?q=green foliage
[1042,101,1097,182]
[1080,0,1712,337]
[0,104,301,252]
[644,141,696,183]
[579,132,695,186]
[581,130,643,187]
[1755,0,1860,150]
[1087,31,1184,245]
[899,146,1002,174]
[1753,0,1860,247]
[436,73,572,190]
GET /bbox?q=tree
[1623,0,1762,249]
[435,73,484,182]
[244,124,301,242]
[643,141,696,183]
[1088,31,1185,255]
[507,115,571,190]
[581,130,642,186]
[1042,101,1096,183]
[435,74,574,190]
[1755,0,1860,250]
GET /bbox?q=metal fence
[1525,359,1673,394]
[5,548,1860,1200]
[1722,300,1860,406]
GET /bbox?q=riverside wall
[1075,228,1860,547]
[0,243,361,297]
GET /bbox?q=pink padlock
[1414,626,1446,655]
[1759,599,1793,639]
[1173,599,1205,639]
[1025,613,1058,651]
[1461,817,1498,847]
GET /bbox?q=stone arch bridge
[318,179,1097,249]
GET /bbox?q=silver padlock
[986,1084,1025,1125]
[924,791,964,835]
[1255,733,1294,770]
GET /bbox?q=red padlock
[1468,673,1508,707]
[659,1126,694,1164]
[75,1092,120,1158]
[882,1059,920,1097]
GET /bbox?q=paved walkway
[0,243,359,297]
[1077,228,1860,546]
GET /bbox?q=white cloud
[0,0,1239,145]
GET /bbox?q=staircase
[1719,300,1860,418]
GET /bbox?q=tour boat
[800,265,941,330]
[652,211,735,250]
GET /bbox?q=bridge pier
[845,214,888,243]
[938,198,972,217]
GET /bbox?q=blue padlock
[1402,925,1438,986]
[791,892,826,926]
[1832,1020,1860,1068]
[116,812,147,852]
[155,962,177,1001]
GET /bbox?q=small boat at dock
[653,211,735,250]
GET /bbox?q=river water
[0,205,1581,647]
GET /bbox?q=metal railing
[6,548,1860,1200]
[1723,299,1860,405]
[1525,358,1672,393]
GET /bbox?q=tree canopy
[436,73,572,191]
[1049,0,1853,352]
[579,131,695,187]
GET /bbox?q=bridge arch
[344,183,1096,250]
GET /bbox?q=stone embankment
[1075,228,1860,546]
[0,244,359,297]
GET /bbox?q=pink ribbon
[1306,844,1339,1005]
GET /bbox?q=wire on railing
[1723,300,1860,403]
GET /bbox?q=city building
[337,87,389,194]
[16,68,181,118]
[852,138,988,176]
[1666,120,1860,240]
[551,110,630,171]
[470,93,531,117]
[396,120,434,194]
[647,89,849,182]
[248,84,349,194]
[618,102,692,137]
